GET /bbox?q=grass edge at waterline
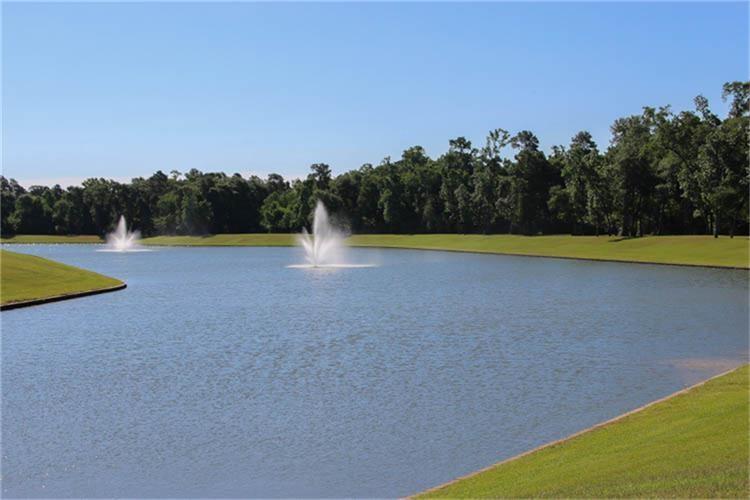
[347,234,750,269]
[0,249,125,309]
[0,234,104,244]
[415,364,750,498]
[4,234,747,268]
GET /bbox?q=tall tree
[508,131,558,234]
[608,113,658,236]
[562,131,599,234]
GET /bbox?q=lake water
[2,244,748,497]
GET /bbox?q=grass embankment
[0,249,124,307]
[142,233,296,246]
[347,235,750,269]
[0,234,103,244]
[417,364,750,498]
[144,234,748,268]
[3,234,748,268]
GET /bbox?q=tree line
[2,82,748,238]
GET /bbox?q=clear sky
[3,1,748,188]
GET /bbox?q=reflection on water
[2,244,748,497]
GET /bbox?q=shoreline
[346,243,750,270]
[0,282,127,311]
[411,363,749,498]
[3,238,747,270]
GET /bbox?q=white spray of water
[290,201,373,269]
[99,215,150,252]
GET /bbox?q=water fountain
[99,215,150,252]
[290,201,372,268]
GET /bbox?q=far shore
[2,234,748,269]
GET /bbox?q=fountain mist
[291,201,372,268]
[100,215,149,252]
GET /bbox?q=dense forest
[2,82,748,238]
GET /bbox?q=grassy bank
[3,234,748,268]
[417,364,749,498]
[0,234,104,244]
[347,234,750,269]
[142,233,296,246]
[0,249,123,306]
[136,234,750,268]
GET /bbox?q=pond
[2,244,748,497]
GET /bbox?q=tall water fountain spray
[101,215,147,252]
[297,201,343,267]
[292,201,372,269]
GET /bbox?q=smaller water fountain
[289,201,373,269]
[99,215,150,252]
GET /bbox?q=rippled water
[2,244,748,497]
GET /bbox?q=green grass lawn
[417,364,750,498]
[0,249,123,305]
[0,234,104,244]
[347,234,750,268]
[3,234,748,268]
[145,234,748,268]
[142,233,296,246]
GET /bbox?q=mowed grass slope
[142,233,296,246]
[3,234,748,268]
[418,364,750,498]
[0,249,123,305]
[0,234,103,244]
[348,234,750,268]
[141,234,748,268]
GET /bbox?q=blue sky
[3,2,748,188]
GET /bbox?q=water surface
[2,244,747,497]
